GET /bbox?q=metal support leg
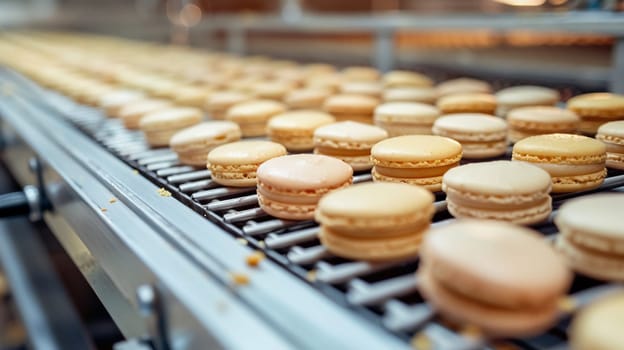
[610,37,624,93]
[226,27,246,56]
[373,29,395,73]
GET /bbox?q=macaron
[442,161,552,225]
[313,121,388,171]
[373,102,441,136]
[555,193,624,281]
[512,133,607,193]
[98,89,146,118]
[436,92,497,115]
[316,182,434,261]
[382,70,433,88]
[495,85,560,117]
[256,154,353,220]
[570,293,624,350]
[172,85,213,108]
[432,113,508,159]
[119,99,172,129]
[251,80,292,101]
[140,107,203,147]
[207,140,287,187]
[371,135,463,191]
[507,106,580,143]
[382,87,438,104]
[341,66,380,82]
[417,220,572,337]
[323,94,379,124]
[225,99,287,137]
[435,78,492,97]
[567,92,624,135]
[284,88,331,110]
[596,120,624,170]
[169,121,241,166]
[205,91,252,120]
[266,110,335,151]
[339,81,383,99]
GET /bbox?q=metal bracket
[136,284,170,350]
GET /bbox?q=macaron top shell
[208,141,287,165]
[437,92,496,108]
[284,88,331,106]
[226,99,287,121]
[443,161,552,195]
[341,66,380,81]
[340,81,383,96]
[435,78,492,96]
[382,70,433,88]
[507,106,580,125]
[140,107,203,131]
[597,120,624,138]
[434,113,507,133]
[119,99,171,117]
[268,110,335,131]
[314,121,388,147]
[374,102,440,123]
[317,182,434,220]
[555,193,624,240]
[567,92,624,111]
[169,121,241,148]
[323,94,379,114]
[495,86,560,105]
[382,87,438,103]
[422,220,571,307]
[371,135,462,164]
[513,133,606,159]
[257,154,353,191]
[99,89,144,107]
[206,91,251,109]
[571,293,624,350]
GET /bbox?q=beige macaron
[205,91,252,120]
[436,92,497,115]
[374,102,441,136]
[284,88,332,110]
[382,70,433,88]
[226,99,288,137]
[382,87,438,105]
[341,66,380,82]
[323,94,379,124]
[314,121,388,171]
[567,92,624,135]
[140,107,203,147]
[98,89,146,118]
[251,80,293,101]
[507,106,580,143]
[571,293,624,350]
[170,121,242,166]
[371,135,463,191]
[433,113,508,159]
[555,193,624,281]
[207,140,287,187]
[442,161,552,225]
[339,81,383,99]
[119,99,172,129]
[418,219,572,337]
[495,85,560,117]
[435,77,492,97]
[512,133,607,193]
[596,120,624,170]
[267,110,335,151]
[172,85,213,108]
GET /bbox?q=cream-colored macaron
[205,91,252,120]
[374,102,441,136]
[339,81,383,99]
[433,113,508,159]
[437,93,497,115]
[170,121,242,166]
[507,106,580,143]
[226,99,287,137]
[568,92,624,135]
[382,87,438,105]
[267,110,335,151]
[382,70,433,88]
[571,293,624,350]
[496,86,560,117]
[314,121,388,171]
[284,88,332,110]
[341,66,380,82]
[435,78,492,97]
[323,94,379,124]
[140,107,203,147]
[596,120,624,170]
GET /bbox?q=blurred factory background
[1,0,623,93]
